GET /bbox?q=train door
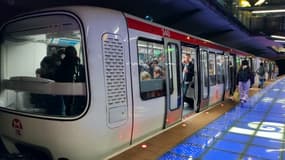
[229,55,235,97]
[181,45,199,116]
[164,38,183,127]
[224,54,235,99]
[224,54,230,98]
[236,56,242,73]
[131,37,166,142]
[208,52,225,105]
[199,49,209,109]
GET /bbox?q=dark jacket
[237,67,251,84]
[56,56,80,82]
[182,62,194,82]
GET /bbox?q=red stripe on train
[126,17,247,56]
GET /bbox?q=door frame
[163,38,183,128]
[199,48,210,109]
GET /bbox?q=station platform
[110,78,284,160]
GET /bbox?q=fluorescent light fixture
[252,9,285,14]
[271,35,285,40]
[254,0,265,6]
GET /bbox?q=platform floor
[110,79,282,160]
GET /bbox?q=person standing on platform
[257,62,265,88]
[237,60,251,103]
[274,65,279,80]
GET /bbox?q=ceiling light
[239,0,251,7]
[254,0,265,6]
[252,9,285,14]
[271,35,285,40]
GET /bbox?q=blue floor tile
[252,107,268,112]
[213,140,246,153]
[270,109,285,115]
[241,155,267,160]
[264,116,285,123]
[159,152,189,160]
[234,121,255,129]
[207,122,230,131]
[202,149,239,160]
[252,137,282,149]
[246,145,281,160]
[248,111,267,117]
[222,133,251,143]
[196,128,222,138]
[242,114,264,121]
[183,135,214,147]
[170,143,204,158]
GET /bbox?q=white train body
[0,6,270,160]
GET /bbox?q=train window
[137,39,166,100]
[216,54,225,84]
[229,55,235,93]
[167,43,177,94]
[0,14,87,117]
[200,50,209,99]
[167,43,177,110]
[236,56,242,72]
[224,55,230,90]
[208,53,216,86]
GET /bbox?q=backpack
[239,69,249,82]
[258,67,265,76]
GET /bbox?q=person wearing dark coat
[56,46,80,82]
[55,46,81,115]
[182,53,194,107]
[237,60,251,103]
[182,53,194,95]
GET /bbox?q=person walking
[237,60,251,103]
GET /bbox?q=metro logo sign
[12,118,23,136]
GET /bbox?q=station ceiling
[0,0,284,60]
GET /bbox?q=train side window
[216,54,225,84]
[137,39,166,100]
[208,53,216,86]
[0,14,87,117]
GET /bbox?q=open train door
[163,38,183,128]
[181,44,199,115]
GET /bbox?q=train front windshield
[0,14,87,117]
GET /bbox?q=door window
[209,53,216,86]
[137,39,166,100]
[201,50,209,99]
[216,54,225,84]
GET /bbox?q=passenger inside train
[182,53,194,108]
[138,40,166,99]
[31,46,86,116]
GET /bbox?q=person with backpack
[237,60,251,103]
[257,62,265,88]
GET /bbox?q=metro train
[0,6,276,160]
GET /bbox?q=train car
[0,6,261,160]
